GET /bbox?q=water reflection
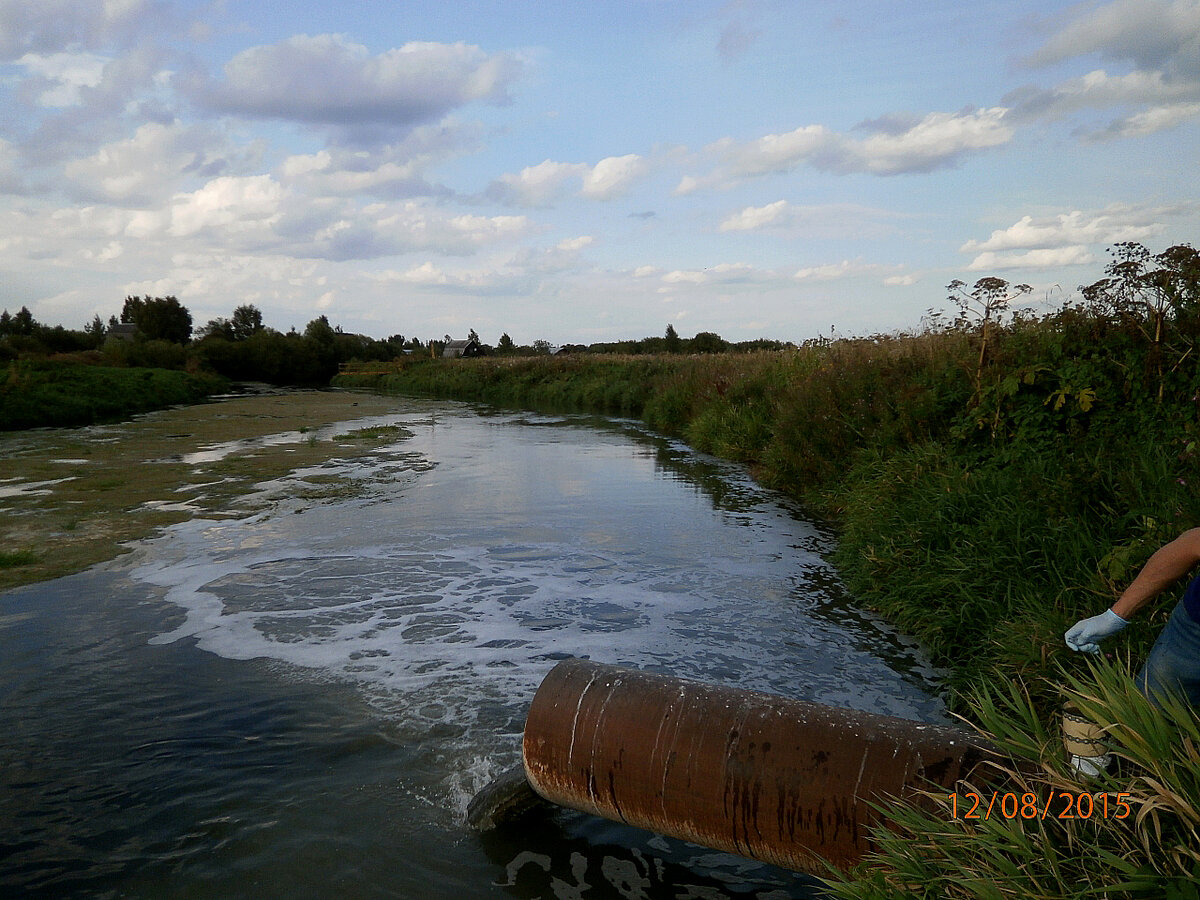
[2,398,946,897]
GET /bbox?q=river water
[1,399,947,898]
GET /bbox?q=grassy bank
[0,358,228,430]
[336,319,1200,702]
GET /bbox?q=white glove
[1064,609,1128,654]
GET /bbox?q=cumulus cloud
[193,35,522,139]
[966,246,1096,270]
[168,174,283,238]
[487,159,588,206]
[1086,101,1200,138]
[793,260,889,281]
[718,200,911,239]
[17,51,107,106]
[961,208,1167,253]
[580,154,649,199]
[719,199,790,231]
[677,108,1013,191]
[659,262,755,288]
[64,122,259,203]
[489,153,649,205]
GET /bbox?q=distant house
[442,337,483,358]
[106,322,138,343]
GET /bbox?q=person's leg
[1136,600,1200,707]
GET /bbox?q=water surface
[1,399,946,898]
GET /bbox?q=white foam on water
[131,406,948,820]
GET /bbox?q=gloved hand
[1064,609,1129,654]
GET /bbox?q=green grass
[823,659,1200,899]
[0,359,227,430]
[0,549,38,568]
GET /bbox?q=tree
[497,332,516,355]
[85,314,106,347]
[304,315,336,346]
[229,304,264,341]
[121,295,193,344]
[0,306,36,336]
[198,317,234,341]
[664,323,682,353]
[691,331,728,354]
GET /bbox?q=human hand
[1064,609,1128,655]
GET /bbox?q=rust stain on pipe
[522,659,998,875]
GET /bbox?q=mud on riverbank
[0,389,408,591]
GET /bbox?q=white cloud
[679,108,1013,191]
[556,236,594,252]
[487,159,588,206]
[852,109,1013,174]
[662,269,708,284]
[580,154,648,199]
[719,200,790,231]
[794,260,856,281]
[1088,101,1200,138]
[490,153,649,205]
[1025,0,1200,80]
[63,121,253,203]
[17,51,107,106]
[659,262,755,288]
[961,208,1167,252]
[966,246,1096,270]
[168,175,284,238]
[277,123,476,199]
[197,35,522,137]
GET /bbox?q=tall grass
[824,659,1200,898]
[0,359,227,429]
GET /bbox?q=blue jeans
[1136,600,1200,707]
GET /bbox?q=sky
[1,0,1199,346]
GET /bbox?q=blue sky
[2,1,1198,345]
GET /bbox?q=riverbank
[0,389,406,591]
[335,329,1200,896]
[1,358,229,430]
[335,333,1200,703]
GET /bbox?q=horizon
[1,1,1198,346]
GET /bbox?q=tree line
[1,294,789,386]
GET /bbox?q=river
[1,396,947,898]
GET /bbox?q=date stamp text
[947,791,1132,820]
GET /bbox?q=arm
[1111,527,1200,620]
[1065,528,1200,654]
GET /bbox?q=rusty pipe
[522,659,998,874]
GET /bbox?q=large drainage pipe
[522,659,1000,875]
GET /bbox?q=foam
[132,406,948,816]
